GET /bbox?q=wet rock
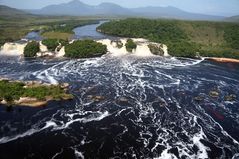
[15,97,48,107]
[94,96,105,101]
[0,99,8,105]
[118,97,128,102]
[0,78,9,81]
[156,98,167,107]
[61,94,74,100]
[61,83,70,89]
[24,81,44,88]
[224,94,237,101]
[159,100,167,107]
[88,95,105,102]
[148,43,164,56]
[209,91,219,98]
[194,96,204,102]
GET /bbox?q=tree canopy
[65,40,107,58]
[125,39,137,52]
[24,41,40,57]
[97,18,239,59]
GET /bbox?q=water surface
[73,21,110,40]
[0,23,239,159]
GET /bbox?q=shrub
[42,39,59,51]
[224,25,239,49]
[24,41,40,57]
[148,44,164,56]
[111,40,123,48]
[0,80,71,103]
[97,18,239,58]
[125,39,137,52]
[168,41,199,58]
[59,39,68,46]
[65,40,107,58]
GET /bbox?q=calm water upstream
[0,22,239,159]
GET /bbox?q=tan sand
[207,57,239,63]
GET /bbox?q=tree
[42,39,59,51]
[65,40,107,58]
[125,39,137,52]
[24,41,40,57]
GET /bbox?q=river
[0,22,239,159]
[23,21,109,41]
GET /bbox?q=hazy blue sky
[0,0,239,16]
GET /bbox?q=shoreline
[0,78,73,108]
[206,57,239,64]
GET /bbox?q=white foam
[39,42,48,52]
[56,111,110,130]
[52,148,64,159]
[0,120,57,144]
[0,42,27,56]
[192,130,209,159]
[74,149,85,159]
[97,38,168,57]
[155,149,178,159]
[55,46,65,57]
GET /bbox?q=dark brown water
[0,22,239,159]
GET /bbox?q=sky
[0,0,239,16]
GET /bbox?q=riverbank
[0,17,100,47]
[97,19,239,59]
[0,78,73,107]
[207,57,239,63]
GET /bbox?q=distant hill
[94,3,133,16]
[132,6,224,21]
[28,0,133,16]
[0,5,33,19]
[27,0,225,21]
[225,15,239,22]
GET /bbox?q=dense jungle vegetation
[65,40,107,58]
[97,18,239,58]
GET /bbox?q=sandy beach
[207,57,239,63]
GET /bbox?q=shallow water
[24,31,43,41]
[24,21,107,41]
[0,55,239,159]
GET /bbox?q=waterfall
[97,38,168,57]
[0,42,27,56]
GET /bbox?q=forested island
[97,18,239,59]
[65,40,107,58]
[22,39,107,58]
[0,79,73,107]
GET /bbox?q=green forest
[0,17,98,47]
[125,39,137,52]
[65,40,107,58]
[42,39,68,51]
[0,80,71,103]
[97,18,239,59]
[24,41,40,57]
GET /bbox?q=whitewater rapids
[0,53,238,159]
